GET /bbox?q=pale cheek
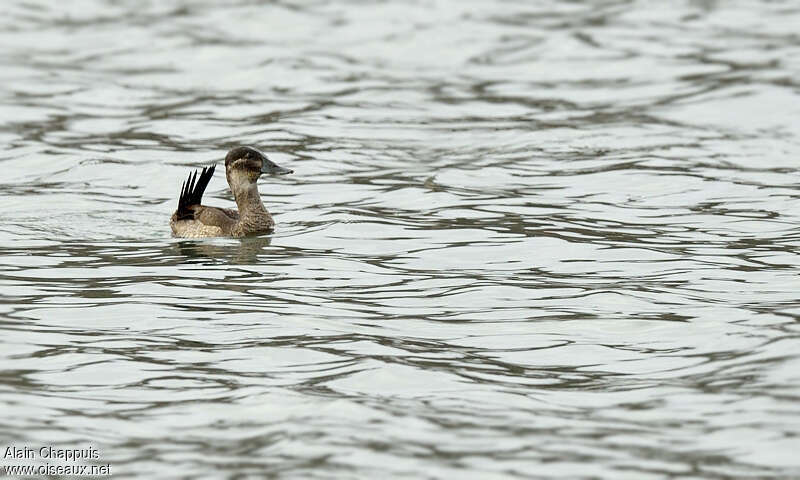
[229,174,251,191]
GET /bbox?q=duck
[170,146,293,238]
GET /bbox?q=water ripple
[1,0,800,478]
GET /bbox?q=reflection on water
[174,236,274,264]
[1,0,800,478]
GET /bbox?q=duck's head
[224,146,292,189]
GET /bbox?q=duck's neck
[232,183,273,235]
[233,183,266,215]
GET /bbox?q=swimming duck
[170,146,293,238]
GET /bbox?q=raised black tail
[175,165,215,220]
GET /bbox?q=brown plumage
[170,146,293,238]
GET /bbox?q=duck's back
[171,165,233,238]
[171,205,237,238]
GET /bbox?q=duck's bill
[261,161,293,175]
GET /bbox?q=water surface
[1,1,800,478]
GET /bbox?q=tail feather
[175,165,215,221]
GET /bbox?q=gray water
[1,1,799,478]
